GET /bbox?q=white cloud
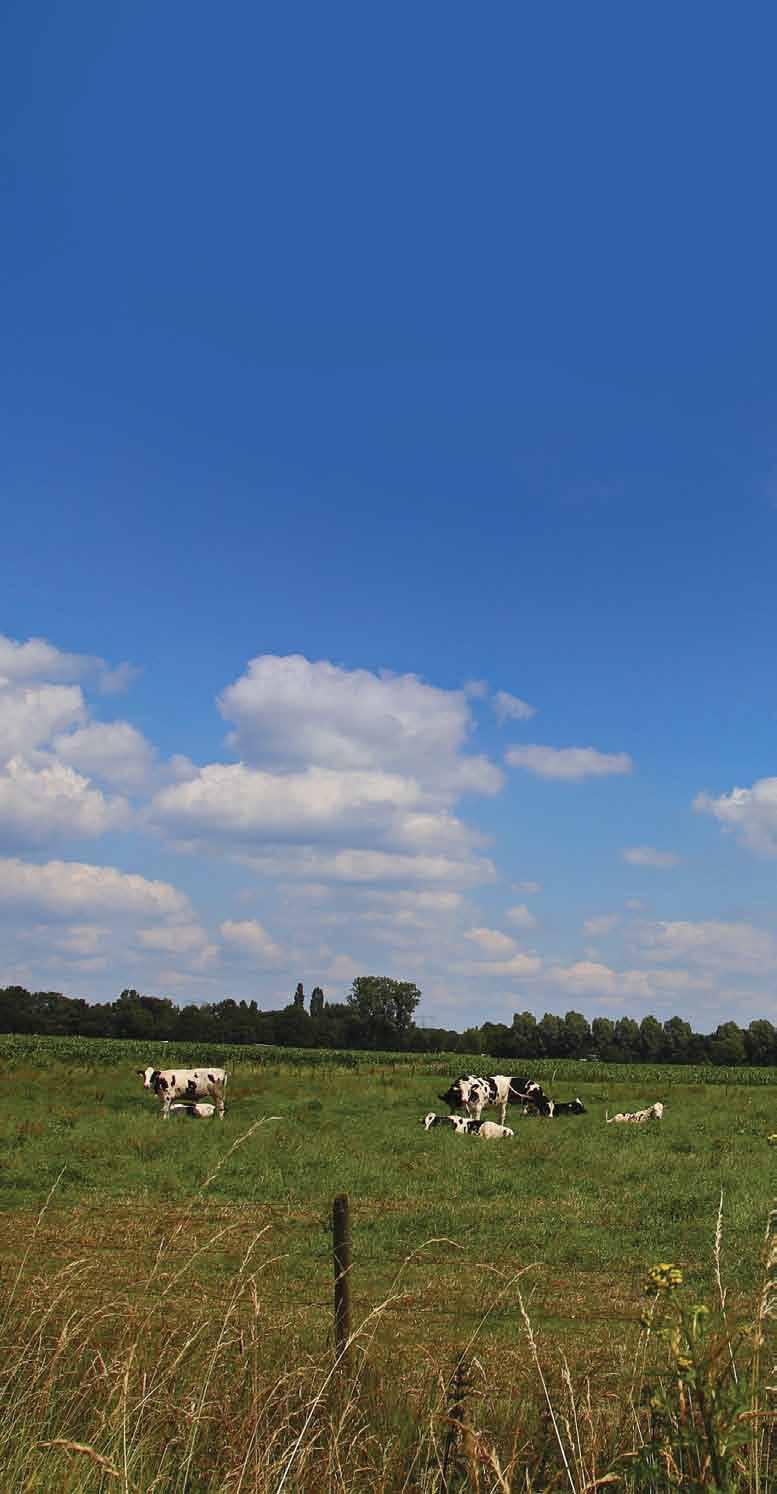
[464,926,517,958]
[638,919,777,970]
[0,635,134,691]
[219,654,501,795]
[152,762,477,853]
[492,690,536,723]
[0,683,86,758]
[53,721,155,790]
[137,923,211,955]
[583,914,620,936]
[694,778,777,855]
[243,847,496,886]
[622,846,680,868]
[506,745,633,781]
[0,857,191,922]
[505,903,538,929]
[0,757,128,847]
[220,919,285,964]
[462,950,543,978]
[322,953,361,984]
[546,959,707,1002]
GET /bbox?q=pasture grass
[0,1047,774,1488]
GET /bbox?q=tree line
[0,977,775,1064]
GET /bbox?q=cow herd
[422,1073,664,1140]
[135,1064,665,1136]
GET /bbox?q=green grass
[0,1040,774,1489]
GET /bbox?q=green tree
[511,1011,540,1058]
[560,1010,591,1057]
[613,1016,640,1060]
[309,986,325,1018]
[537,1012,563,1057]
[591,1016,616,1059]
[346,976,421,1049]
[639,1014,665,1062]
[662,1015,693,1064]
[709,1021,746,1066]
[746,1018,776,1066]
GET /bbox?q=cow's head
[571,1098,586,1114]
[137,1067,158,1090]
[422,1112,438,1129]
[438,1076,474,1111]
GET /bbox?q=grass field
[0,1037,775,1490]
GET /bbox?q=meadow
[0,1036,775,1491]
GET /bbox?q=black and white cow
[169,1102,216,1119]
[137,1066,227,1120]
[422,1112,514,1138]
[438,1074,551,1126]
[549,1097,586,1116]
[423,1111,463,1131]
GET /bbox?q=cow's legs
[213,1088,225,1119]
[161,1095,172,1120]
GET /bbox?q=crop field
[0,1036,775,1491]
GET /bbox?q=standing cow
[438,1074,552,1126]
[137,1066,228,1120]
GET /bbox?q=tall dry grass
[0,1156,774,1491]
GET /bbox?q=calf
[422,1111,463,1131]
[422,1112,514,1138]
[137,1066,227,1120]
[468,1119,514,1140]
[438,1074,551,1126]
[169,1102,215,1119]
[550,1097,586,1116]
[606,1101,663,1124]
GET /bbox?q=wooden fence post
[333,1193,352,1370]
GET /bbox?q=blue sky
[2,3,777,1028]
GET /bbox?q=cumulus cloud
[0,683,86,758]
[53,721,155,790]
[461,950,543,978]
[622,846,680,868]
[0,758,129,847]
[220,919,285,964]
[219,654,501,795]
[0,634,134,692]
[694,778,777,855]
[546,959,707,1001]
[243,847,496,886]
[638,919,777,970]
[506,745,633,781]
[505,903,538,929]
[0,857,191,922]
[137,923,212,955]
[152,762,477,853]
[465,926,517,958]
[152,657,507,896]
[492,690,536,723]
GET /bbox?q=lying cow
[137,1066,227,1120]
[550,1097,586,1116]
[606,1101,663,1124]
[438,1074,551,1126]
[422,1112,514,1139]
[169,1102,215,1119]
[423,1111,462,1130]
[463,1119,514,1140]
